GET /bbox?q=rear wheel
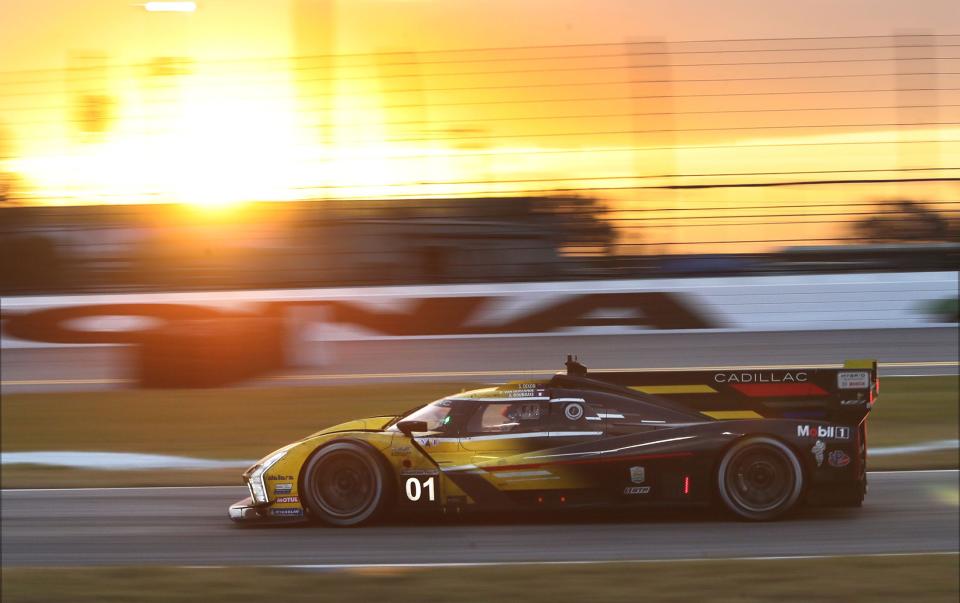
[717,437,804,521]
[301,441,392,526]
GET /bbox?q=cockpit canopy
[391,382,700,437]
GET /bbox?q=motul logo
[797,424,851,440]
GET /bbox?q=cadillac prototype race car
[229,357,878,525]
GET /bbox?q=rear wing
[559,357,879,424]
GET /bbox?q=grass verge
[3,554,959,603]
[1,376,956,488]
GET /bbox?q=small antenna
[565,354,587,377]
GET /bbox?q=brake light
[683,476,690,495]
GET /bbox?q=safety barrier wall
[2,272,956,386]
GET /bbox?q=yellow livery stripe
[701,410,765,420]
[631,385,718,394]
[844,359,877,369]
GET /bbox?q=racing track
[2,471,957,567]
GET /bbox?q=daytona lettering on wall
[1,292,718,346]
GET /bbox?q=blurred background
[1,0,958,392]
[0,0,958,294]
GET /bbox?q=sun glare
[143,2,197,13]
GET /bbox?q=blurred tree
[0,122,20,204]
[535,195,616,256]
[74,94,115,134]
[854,200,959,243]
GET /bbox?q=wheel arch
[709,431,814,509]
[710,432,811,506]
[297,437,397,523]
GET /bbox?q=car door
[459,400,550,462]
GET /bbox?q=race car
[229,356,878,524]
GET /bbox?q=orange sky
[0,0,957,251]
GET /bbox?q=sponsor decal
[811,440,826,467]
[797,424,851,440]
[841,398,866,406]
[629,466,646,484]
[274,496,299,504]
[512,383,543,395]
[390,445,412,456]
[714,372,808,384]
[267,474,294,481]
[837,371,870,390]
[828,450,851,468]
[273,483,293,494]
[564,403,584,421]
[270,508,304,517]
[400,468,439,477]
[623,486,651,495]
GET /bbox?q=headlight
[247,450,288,505]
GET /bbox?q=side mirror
[397,420,429,437]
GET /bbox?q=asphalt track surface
[2,471,957,567]
[2,327,957,392]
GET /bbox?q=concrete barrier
[2,271,955,387]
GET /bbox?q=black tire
[301,441,392,527]
[716,437,804,521]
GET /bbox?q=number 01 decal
[404,476,436,502]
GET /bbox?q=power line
[3,41,959,87]
[383,122,960,144]
[279,176,960,200]
[2,64,952,99]
[289,167,958,192]
[366,87,960,108]
[5,53,959,96]
[5,64,959,99]
[14,103,954,129]
[5,81,958,111]
[319,104,958,129]
[613,208,960,223]
[607,199,960,214]
[3,32,959,78]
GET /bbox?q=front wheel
[716,437,804,521]
[301,441,392,526]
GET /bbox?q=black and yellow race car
[229,356,878,524]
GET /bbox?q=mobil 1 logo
[797,424,850,440]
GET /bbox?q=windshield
[397,399,456,432]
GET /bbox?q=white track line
[182,551,960,571]
[1,485,244,493]
[2,470,956,493]
[871,440,959,456]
